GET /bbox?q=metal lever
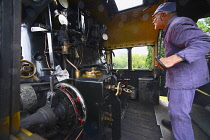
[155,56,168,70]
[41,6,55,71]
[47,32,55,70]
[40,68,55,71]
[46,77,56,107]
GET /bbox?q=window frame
[114,0,144,12]
[111,46,152,70]
[104,0,159,16]
[112,48,129,70]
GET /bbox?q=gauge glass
[58,14,68,25]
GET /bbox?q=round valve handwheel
[123,88,132,94]
[115,82,122,96]
[20,60,37,79]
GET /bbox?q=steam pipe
[66,58,78,71]
[20,106,56,130]
[66,58,81,78]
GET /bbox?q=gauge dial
[58,0,69,9]
[102,34,108,40]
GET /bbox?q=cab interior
[1,0,210,139]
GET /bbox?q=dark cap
[152,2,176,16]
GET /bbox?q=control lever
[155,56,168,70]
[41,6,55,71]
[46,77,56,107]
[47,32,55,70]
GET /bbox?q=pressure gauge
[58,0,69,9]
[102,33,108,40]
[58,14,68,25]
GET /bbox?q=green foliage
[145,46,152,69]
[197,18,210,35]
[113,49,151,69]
[157,32,165,58]
[132,54,147,69]
[113,52,128,69]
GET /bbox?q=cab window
[112,48,128,69]
[112,46,152,70]
[132,46,150,69]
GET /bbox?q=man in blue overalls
[152,2,210,140]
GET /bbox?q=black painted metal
[76,75,121,140]
[116,69,153,89]
[138,77,159,105]
[20,105,57,131]
[127,48,132,70]
[22,0,52,26]
[0,0,21,138]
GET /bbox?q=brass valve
[101,112,113,125]
[20,60,40,81]
[106,82,133,96]
[82,67,103,78]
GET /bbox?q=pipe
[75,129,84,140]
[64,132,71,140]
[20,105,56,130]
[196,89,210,97]
[66,58,79,71]
[66,58,81,78]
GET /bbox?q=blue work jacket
[163,15,210,89]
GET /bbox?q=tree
[132,54,147,69]
[197,17,210,34]
[113,52,128,69]
[145,46,153,69]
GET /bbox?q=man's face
[152,12,166,30]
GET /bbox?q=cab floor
[57,98,210,140]
[121,100,162,140]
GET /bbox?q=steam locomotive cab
[1,0,210,140]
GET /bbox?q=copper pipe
[75,129,84,140]
[196,89,210,97]
[66,58,79,71]
[64,132,71,140]
[66,58,81,78]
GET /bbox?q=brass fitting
[75,70,81,78]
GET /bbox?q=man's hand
[159,54,184,68]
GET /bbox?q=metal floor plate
[121,100,162,140]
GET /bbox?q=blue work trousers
[168,88,196,140]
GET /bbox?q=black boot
[161,119,172,129]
